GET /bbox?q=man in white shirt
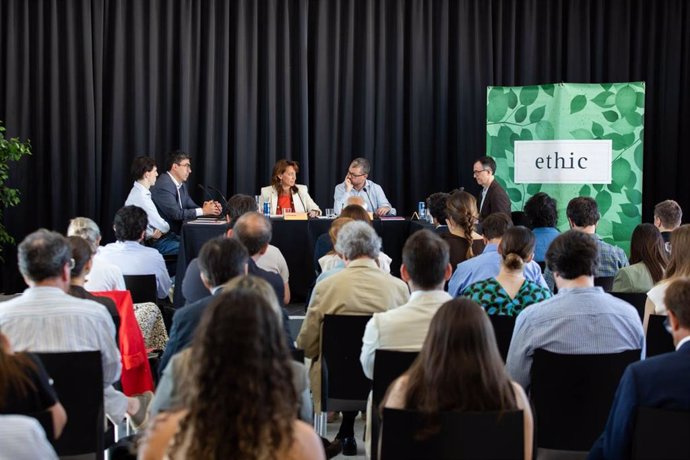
[125,156,179,255]
[67,217,126,292]
[0,230,151,427]
[100,206,173,299]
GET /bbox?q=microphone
[206,184,229,217]
[197,184,214,201]
[295,189,307,213]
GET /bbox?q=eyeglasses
[473,169,489,176]
[347,171,367,178]
[176,162,192,169]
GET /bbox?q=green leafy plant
[0,121,32,258]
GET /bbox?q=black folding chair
[594,276,615,292]
[632,406,690,459]
[610,292,647,322]
[123,274,157,304]
[316,314,372,436]
[379,408,524,460]
[35,351,105,459]
[370,350,419,460]
[489,314,516,363]
[646,314,675,357]
[530,348,640,452]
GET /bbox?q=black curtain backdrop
[1,0,689,292]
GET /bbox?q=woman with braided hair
[441,190,485,269]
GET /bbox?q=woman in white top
[645,224,690,331]
[383,297,533,460]
[260,159,321,217]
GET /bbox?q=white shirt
[100,241,173,299]
[0,287,127,422]
[360,290,452,379]
[318,252,393,275]
[84,248,126,292]
[647,280,670,314]
[256,244,290,283]
[0,415,58,460]
[676,335,690,351]
[125,181,171,236]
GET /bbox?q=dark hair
[130,156,156,181]
[340,204,373,225]
[198,237,249,288]
[233,212,272,256]
[113,205,148,241]
[171,288,297,459]
[481,213,513,240]
[226,194,258,228]
[546,230,598,279]
[446,191,478,259]
[654,200,682,229]
[499,226,535,271]
[350,157,371,175]
[524,192,558,228]
[271,159,299,194]
[0,332,38,409]
[166,150,191,171]
[665,225,690,279]
[18,229,72,282]
[567,197,600,227]
[68,235,95,278]
[629,223,668,284]
[399,298,517,423]
[474,156,497,174]
[426,192,449,223]
[402,230,450,289]
[664,278,690,329]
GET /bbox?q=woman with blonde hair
[441,190,485,269]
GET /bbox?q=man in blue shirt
[333,158,395,216]
[447,213,547,297]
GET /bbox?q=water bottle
[418,201,426,221]
[263,201,270,217]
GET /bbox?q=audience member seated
[100,206,173,300]
[159,237,248,375]
[447,213,546,297]
[612,223,667,294]
[259,159,321,216]
[425,192,450,234]
[125,155,180,256]
[297,221,410,457]
[464,226,551,316]
[0,332,67,439]
[644,224,690,330]
[0,230,152,428]
[383,297,533,460]
[67,217,126,292]
[317,217,354,273]
[523,192,560,263]
[150,275,313,423]
[138,288,324,460]
[653,199,682,244]
[67,236,121,337]
[589,278,690,459]
[441,189,485,268]
[0,414,58,459]
[543,197,628,292]
[506,230,644,393]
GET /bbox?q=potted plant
[0,121,32,260]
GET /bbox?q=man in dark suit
[589,278,690,459]
[473,156,511,221]
[158,237,248,375]
[150,150,221,234]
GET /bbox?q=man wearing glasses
[473,155,511,221]
[333,157,396,216]
[151,150,221,234]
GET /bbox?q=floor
[325,412,368,459]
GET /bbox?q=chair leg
[314,411,328,437]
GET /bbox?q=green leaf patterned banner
[486,82,645,253]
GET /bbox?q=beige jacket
[259,184,321,214]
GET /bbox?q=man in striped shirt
[0,229,151,427]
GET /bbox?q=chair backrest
[321,314,373,412]
[594,276,615,292]
[646,314,675,357]
[123,274,157,303]
[530,348,640,451]
[35,351,104,458]
[632,407,690,459]
[380,408,524,460]
[610,292,647,321]
[370,350,419,460]
[489,314,516,363]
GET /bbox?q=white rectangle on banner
[514,140,612,184]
